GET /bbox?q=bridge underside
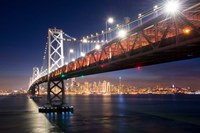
[47,79,65,106]
[63,34,200,79]
[30,29,200,86]
[28,1,200,108]
[29,29,200,109]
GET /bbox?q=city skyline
[0,0,199,90]
[75,58,200,90]
[35,78,199,95]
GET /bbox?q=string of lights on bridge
[34,0,187,85]
[63,0,180,43]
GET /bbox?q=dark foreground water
[0,95,200,133]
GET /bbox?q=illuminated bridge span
[29,0,200,107]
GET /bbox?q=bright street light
[69,49,74,53]
[95,44,101,50]
[138,13,142,18]
[81,52,86,57]
[72,58,75,62]
[183,28,191,34]
[82,38,88,43]
[107,17,114,24]
[154,5,158,11]
[165,0,180,14]
[106,17,114,42]
[117,29,127,38]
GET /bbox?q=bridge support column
[31,87,36,96]
[39,79,73,113]
[47,79,65,107]
[35,84,40,96]
[31,84,39,96]
[30,84,40,99]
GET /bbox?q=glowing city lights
[30,0,198,90]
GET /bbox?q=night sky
[0,0,199,90]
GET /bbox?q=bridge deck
[29,1,200,90]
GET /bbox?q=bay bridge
[28,0,200,111]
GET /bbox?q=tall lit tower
[47,28,65,106]
[48,28,64,73]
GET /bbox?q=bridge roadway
[29,4,200,90]
[34,30,200,85]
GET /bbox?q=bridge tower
[47,28,65,107]
[30,67,40,96]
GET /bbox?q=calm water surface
[1,94,200,133]
[0,95,62,133]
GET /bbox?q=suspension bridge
[28,0,200,112]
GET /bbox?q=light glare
[138,13,142,18]
[81,52,86,57]
[95,44,101,50]
[118,29,127,38]
[69,49,74,53]
[165,0,180,14]
[154,5,158,11]
[183,28,191,34]
[83,39,88,43]
[107,17,114,24]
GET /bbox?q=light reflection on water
[0,95,62,133]
[1,95,200,133]
[43,95,200,133]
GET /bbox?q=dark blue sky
[0,0,199,90]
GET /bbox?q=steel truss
[31,67,40,82]
[48,28,64,73]
[47,79,65,106]
[58,5,200,75]
[46,28,65,106]
[29,2,200,95]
